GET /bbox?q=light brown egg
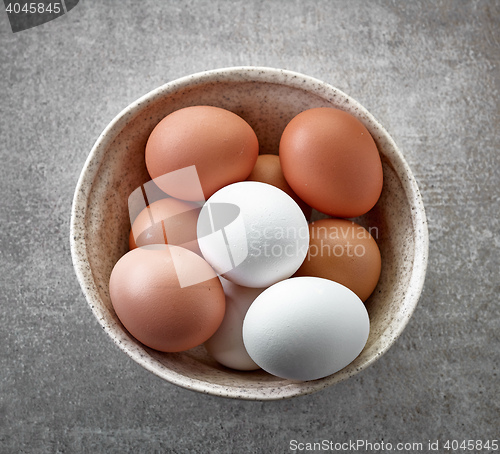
[109,245,225,352]
[279,107,383,218]
[294,218,381,302]
[129,197,202,255]
[246,154,312,220]
[145,106,259,201]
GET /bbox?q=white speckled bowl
[70,67,428,400]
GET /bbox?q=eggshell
[294,218,381,302]
[145,106,259,201]
[246,154,312,219]
[279,107,383,218]
[129,197,202,255]
[204,278,264,371]
[197,181,309,288]
[242,277,370,381]
[109,245,225,352]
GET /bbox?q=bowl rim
[70,66,429,400]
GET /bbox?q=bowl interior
[71,68,428,400]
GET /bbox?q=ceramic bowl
[70,66,428,400]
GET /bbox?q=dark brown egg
[145,106,259,201]
[279,108,383,218]
[294,218,381,302]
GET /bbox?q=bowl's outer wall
[70,67,428,400]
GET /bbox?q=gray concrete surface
[1,1,498,453]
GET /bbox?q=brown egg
[294,218,381,302]
[279,107,383,218]
[246,154,312,220]
[129,197,202,255]
[145,106,259,201]
[109,245,225,352]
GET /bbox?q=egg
[109,245,225,352]
[129,197,202,255]
[294,218,381,302]
[204,278,264,371]
[197,181,309,288]
[246,154,312,219]
[145,106,259,201]
[242,277,370,381]
[279,107,383,218]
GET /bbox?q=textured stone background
[1,1,498,452]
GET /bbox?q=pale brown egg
[145,106,259,201]
[279,107,383,218]
[109,245,225,352]
[294,218,381,302]
[246,154,312,220]
[129,197,202,255]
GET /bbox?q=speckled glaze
[70,67,429,400]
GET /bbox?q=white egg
[197,181,309,288]
[204,278,265,371]
[242,277,370,381]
